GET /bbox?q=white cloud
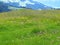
[18,0,35,7]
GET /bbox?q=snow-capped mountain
[0,0,53,12]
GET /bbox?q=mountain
[0,2,10,12]
[0,1,19,12]
[7,0,53,10]
[26,0,53,10]
[0,0,54,12]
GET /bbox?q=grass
[0,9,60,45]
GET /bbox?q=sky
[0,0,60,8]
[34,0,60,8]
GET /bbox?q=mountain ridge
[0,0,54,12]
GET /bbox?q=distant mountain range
[0,2,10,12]
[0,0,54,12]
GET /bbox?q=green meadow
[0,9,60,45]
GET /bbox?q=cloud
[19,0,35,6]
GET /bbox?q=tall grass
[0,9,60,45]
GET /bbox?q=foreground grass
[0,9,60,45]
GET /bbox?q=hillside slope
[0,9,60,45]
